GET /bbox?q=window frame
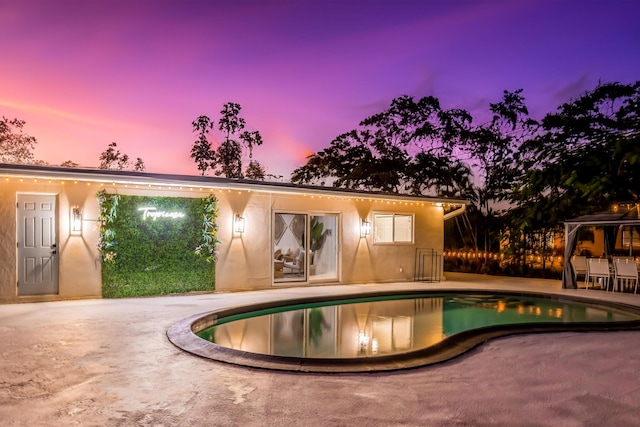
[371,212,415,245]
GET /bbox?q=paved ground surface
[2,273,640,426]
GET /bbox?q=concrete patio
[2,273,640,426]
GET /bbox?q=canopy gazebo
[563,207,640,288]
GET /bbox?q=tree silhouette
[462,89,537,215]
[245,160,266,180]
[513,81,640,229]
[99,142,129,169]
[191,102,266,179]
[0,116,38,164]
[60,160,79,167]
[291,95,472,195]
[99,142,144,171]
[190,115,215,175]
[133,157,145,172]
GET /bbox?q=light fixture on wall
[357,331,370,353]
[70,206,82,235]
[234,214,245,234]
[361,219,371,236]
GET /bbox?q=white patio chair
[613,256,635,263]
[585,258,611,291]
[570,256,588,281]
[613,257,639,293]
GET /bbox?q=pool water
[196,294,640,359]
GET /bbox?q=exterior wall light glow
[357,331,370,352]
[234,214,245,234]
[361,219,371,236]
[70,206,82,235]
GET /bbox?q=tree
[462,89,538,215]
[133,158,145,172]
[216,138,243,178]
[457,89,538,254]
[240,130,263,160]
[60,160,79,168]
[99,142,129,169]
[215,102,245,178]
[99,142,145,171]
[190,115,215,175]
[513,81,640,229]
[245,160,266,180]
[409,152,475,199]
[240,130,266,179]
[291,130,383,190]
[291,95,473,196]
[0,116,38,164]
[191,102,266,179]
[501,81,640,275]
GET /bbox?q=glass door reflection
[309,215,338,282]
[273,213,307,283]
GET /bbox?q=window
[373,213,413,244]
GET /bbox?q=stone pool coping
[166,285,640,373]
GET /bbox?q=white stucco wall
[0,181,19,301]
[0,180,103,302]
[213,192,444,291]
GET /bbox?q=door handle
[51,250,57,255]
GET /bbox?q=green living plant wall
[97,191,219,298]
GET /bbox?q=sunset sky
[2,0,639,178]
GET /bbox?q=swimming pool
[167,290,640,372]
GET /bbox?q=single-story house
[0,163,468,303]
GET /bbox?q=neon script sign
[138,207,186,221]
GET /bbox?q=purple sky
[2,0,639,178]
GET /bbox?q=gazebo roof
[565,207,640,226]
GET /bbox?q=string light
[2,175,443,209]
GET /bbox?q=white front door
[17,194,58,295]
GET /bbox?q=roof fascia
[0,164,469,206]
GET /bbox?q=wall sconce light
[357,331,370,353]
[371,337,379,355]
[70,206,82,235]
[234,214,245,234]
[360,219,370,236]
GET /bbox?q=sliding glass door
[273,212,338,284]
[309,215,338,281]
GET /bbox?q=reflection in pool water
[196,294,640,359]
